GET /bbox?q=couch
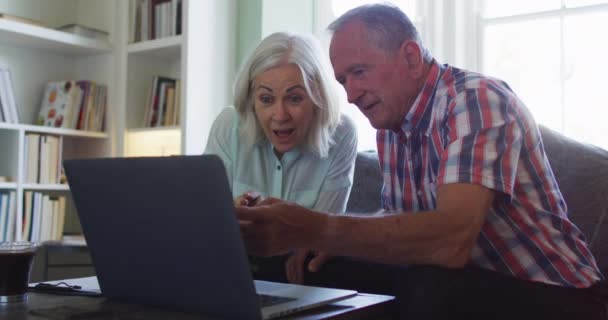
[346,126,608,277]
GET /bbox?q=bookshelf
[0,0,236,280]
[116,0,236,156]
[0,0,117,246]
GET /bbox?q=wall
[184,0,237,155]
[236,0,314,68]
[236,0,262,70]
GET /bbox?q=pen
[28,283,102,297]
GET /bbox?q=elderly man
[236,4,606,319]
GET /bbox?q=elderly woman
[204,32,357,283]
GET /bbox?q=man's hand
[307,251,333,272]
[235,198,327,257]
[286,250,334,284]
[285,249,309,284]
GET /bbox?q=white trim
[0,123,108,138]
[0,19,112,55]
[126,35,183,58]
[22,183,70,191]
[0,182,17,189]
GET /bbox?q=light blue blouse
[204,107,357,214]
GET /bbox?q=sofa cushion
[346,150,383,214]
[540,126,608,276]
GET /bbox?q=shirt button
[417,190,422,196]
[277,165,281,170]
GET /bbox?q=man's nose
[345,79,363,104]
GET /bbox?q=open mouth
[273,129,295,138]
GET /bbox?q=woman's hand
[234,191,263,207]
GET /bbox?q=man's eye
[353,68,365,76]
[336,77,345,85]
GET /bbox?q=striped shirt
[378,60,603,288]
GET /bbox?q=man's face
[330,20,418,131]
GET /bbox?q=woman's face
[253,63,316,157]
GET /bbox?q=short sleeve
[314,114,358,214]
[437,84,523,197]
[203,107,239,186]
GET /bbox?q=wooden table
[0,278,395,319]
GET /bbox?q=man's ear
[401,40,424,78]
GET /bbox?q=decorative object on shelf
[0,13,46,27]
[0,66,19,124]
[0,176,12,182]
[56,24,109,41]
[143,76,180,127]
[37,81,107,132]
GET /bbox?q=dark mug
[0,242,38,304]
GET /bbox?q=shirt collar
[400,59,444,138]
[258,139,302,164]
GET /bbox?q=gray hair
[233,32,342,158]
[328,3,432,62]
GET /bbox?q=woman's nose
[272,103,290,121]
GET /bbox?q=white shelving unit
[0,0,239,242]
[0,0,118,241]
[115,0,237,157]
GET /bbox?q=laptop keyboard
[258,294,296,307]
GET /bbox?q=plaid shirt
[378,60,603,288]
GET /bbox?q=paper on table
[31,276,101,294]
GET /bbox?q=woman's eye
[258,95,274,104]
[287,95,303,104]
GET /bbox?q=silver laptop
[63,155,356,320]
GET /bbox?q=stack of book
[37,80,107,131]
[0,191,16,241]
[0,67,19,124]
[129,0,183,43]
[21,192,66,242]
[143,76,181,127]
[24,133,62,184]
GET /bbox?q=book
[0,67,19,123]
[0,193,7,241]
[56,24,109,41]
[144,76,176,127]
[37,81,77,128]
[6,192,15,241]
[164,87,175,126]
[25,133,41,183]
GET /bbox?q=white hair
[233,32,342,158]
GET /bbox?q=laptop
[63,155,357,320]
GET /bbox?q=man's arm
[237,182,495,268]
[321,183,494,267]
